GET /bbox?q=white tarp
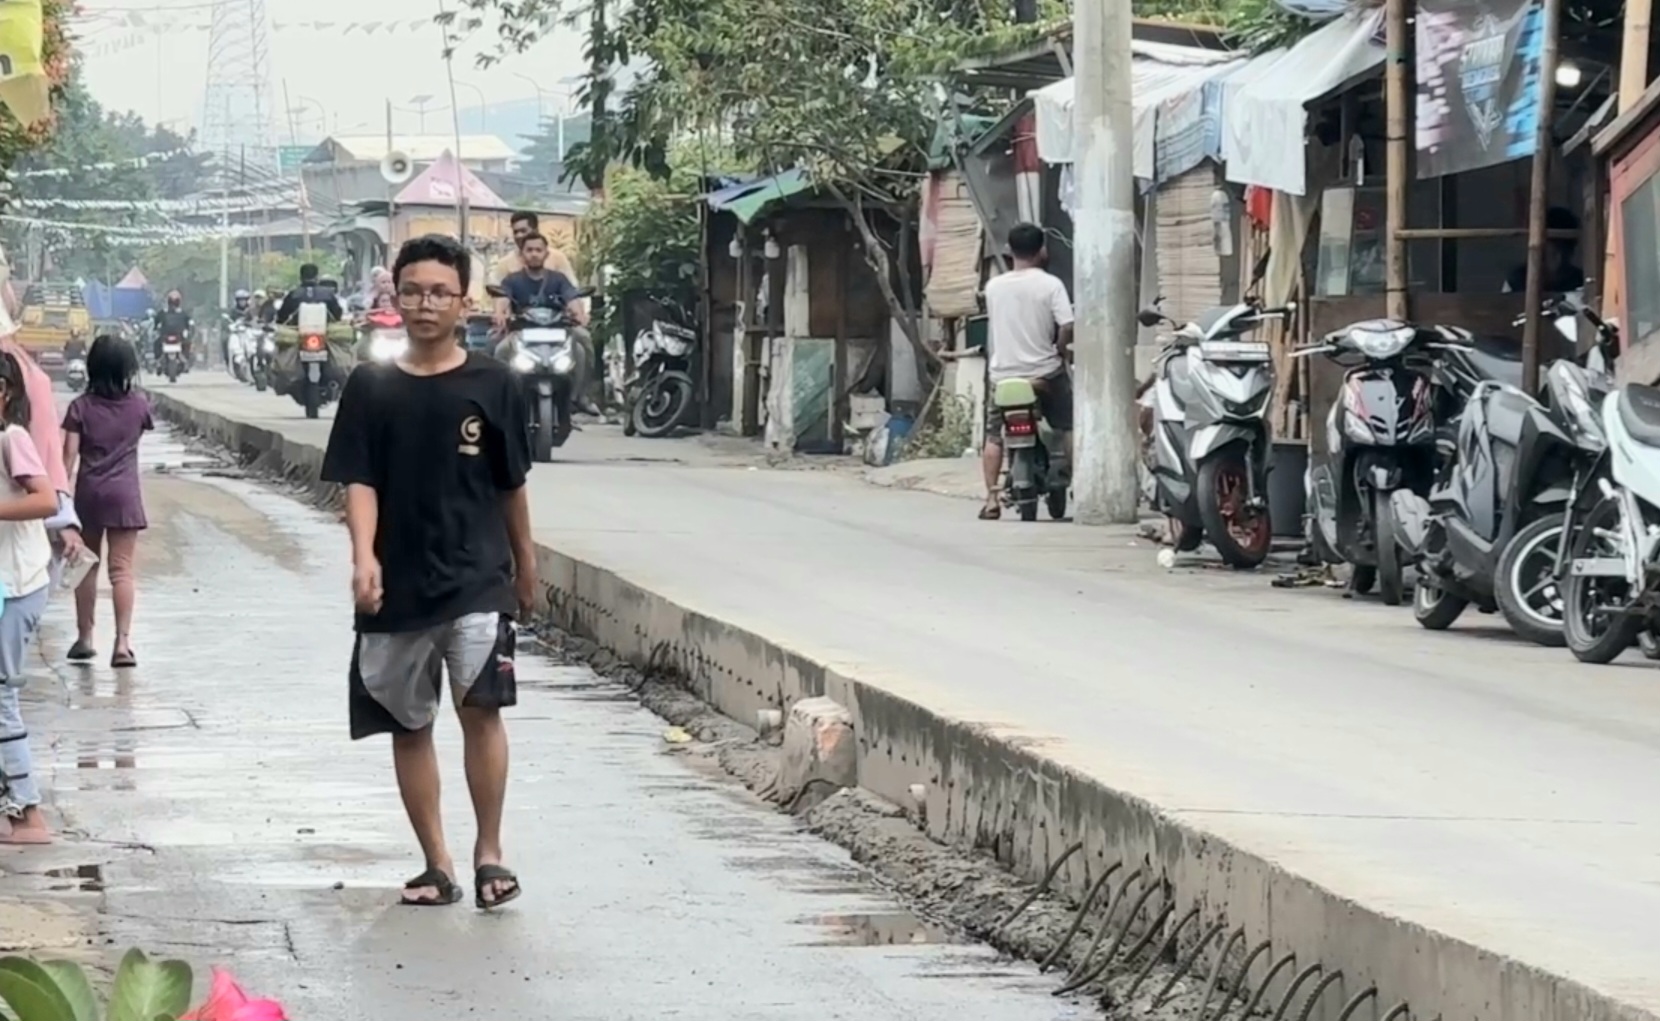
[1220,10,1385,195]
[1031,41,1243,178]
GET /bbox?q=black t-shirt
[277,284,344,324]
[320,352,532,633]
[501,269,580,314]
[154,309,192,337]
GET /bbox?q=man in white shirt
[979,222,1075,519]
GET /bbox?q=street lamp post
[454,80,489,133]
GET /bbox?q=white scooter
[1562,382,1660,662]
[225,318,254,384]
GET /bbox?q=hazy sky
[73,0,587,142]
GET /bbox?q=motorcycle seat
[1618,384,1660,446]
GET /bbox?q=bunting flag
[0,0,49,128]
[13,191,301,213]
[7,147,194,179]
[2,214,259,242]
[69,17,439,58]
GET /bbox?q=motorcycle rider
[151,291,195,370]
[491,212,598,414]
[493,233,586,360]
[977,222,1075,521]
[275,263,344,325]
[223,288,255,367]
[256,286,283,326]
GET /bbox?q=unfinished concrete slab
[151,378,1660,1021]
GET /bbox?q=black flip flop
[474,864,522,911]
[111,651,137,669]
[67,640,95,663]
[400,868,462,907]
[978,504,1002,521]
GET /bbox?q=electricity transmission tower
[200,0,277,175]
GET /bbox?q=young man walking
[321,234,537,910]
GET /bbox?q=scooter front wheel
[1563,496,1641,664]
[1196,450,1270,569]
[1413,578,1468,630]
[1374,489,1405,606]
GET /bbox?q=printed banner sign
[1415,0,1544,178]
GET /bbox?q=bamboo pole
[1521,0,1564,395]
[1384,0,1410,321]
[1621,0,1653,111]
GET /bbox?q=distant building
[304,134,518,175]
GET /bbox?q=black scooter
[1297,321,1499,605]
[489,286,594,461]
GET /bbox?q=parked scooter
[65,357,86,393]
[992,376,1070,521]
[1138,257,1290,568]
[1297,321,1513,604]
[626,307,699,438]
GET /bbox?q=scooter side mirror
[1138,309,1165,328]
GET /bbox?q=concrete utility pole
[1071,0,1139,525]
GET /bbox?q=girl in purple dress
[62,336,151,668]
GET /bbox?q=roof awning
[1219,9,1385,195]
[1029,41,1244,181]
[704,170,814,224]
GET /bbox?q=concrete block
[777,696,855,802]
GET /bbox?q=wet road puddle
[797,910,963,947]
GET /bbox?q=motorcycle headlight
[551,351,574,374]
[1347,324,1416,360]
[512,351,537,373]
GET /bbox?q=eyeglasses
[397,288,463,310]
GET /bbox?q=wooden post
[1621,0,1653,111]
[1522,0,1564,395]
[1385,0,1411,321]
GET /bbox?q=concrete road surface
[151,376,1660,1017]
[1,424,1088,1019]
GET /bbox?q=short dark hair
[87,334,138,399]
[299,263,320,283]
[510,210,539,230]
[393,234,471,294]
[0,351,31,430]
[520,233,549,249]
[1008,222,1046,260]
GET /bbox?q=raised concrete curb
[148,388,1653,1021]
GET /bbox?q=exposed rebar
[1039,860,1122,972]
[1056,880,1166,996]
[1212,940,1273,1021]
[1271,964,1325,1021]
[1337,986,1379,1021]
[1051,867,1143,995]
[1125,906,1202,1002]
[1191,927,1248,1018]
[1232,952,1298,1021]
[1294,970,1347,1021]
[1154,920,1228,1008]
[994,841,1085,934]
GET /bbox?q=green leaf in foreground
[0,957,78,1021]
[36,962,96,1021]
[107,951,192,1021]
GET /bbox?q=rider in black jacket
[275,264,343,325]
[152,290,194,368]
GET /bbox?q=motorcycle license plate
[162,343,182,355]
[523,327,567,343]
[300,348,329,363]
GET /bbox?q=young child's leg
[0,587,51,843]
[106,529,138,661]
[71,524,105,659]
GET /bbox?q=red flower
[180,968,288,1021]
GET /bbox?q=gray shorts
[348,612,517,740]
